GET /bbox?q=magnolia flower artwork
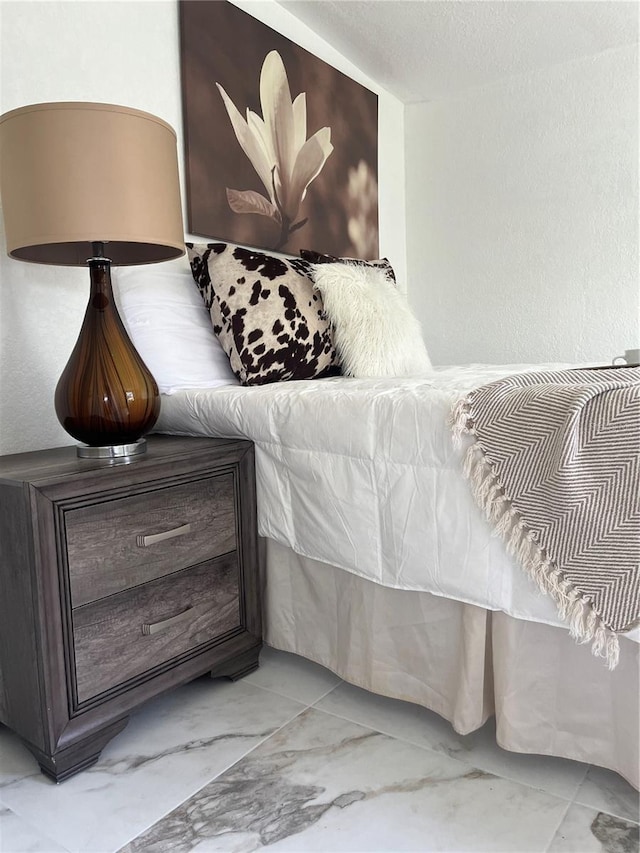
[180,0,379,258]
[346,160,379,260]
[217,51,334,251]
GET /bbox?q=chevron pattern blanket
[451,367,640,669]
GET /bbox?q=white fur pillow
[311,262,432,377]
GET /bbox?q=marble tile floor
[0,647,637,853]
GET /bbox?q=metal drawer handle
[141,605,194,636]
[136,523,191,548]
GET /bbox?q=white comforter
[156,364,639,642]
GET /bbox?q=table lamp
[0,102,185,458]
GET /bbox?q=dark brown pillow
[299,249,397,284]
[187,242,340,386]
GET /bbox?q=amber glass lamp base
[54,255,160,458]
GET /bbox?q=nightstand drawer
[66,473,236,606]
[72,554,240,704]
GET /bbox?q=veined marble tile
[315,681,588,800]
[574,765,640,824]
[242,646,342,705]
[119,706,569,853]
[0,804,70,852]
[0,678,304,853]
[0,725,41,790]
[548,802,639,852]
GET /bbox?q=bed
[114,248,640,791]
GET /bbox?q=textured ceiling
[275,1,639,102]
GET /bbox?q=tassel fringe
[450,396,620,670]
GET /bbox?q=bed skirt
[261,538,639,790]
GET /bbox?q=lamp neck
[88,240,111,264]
[87,255,113,310]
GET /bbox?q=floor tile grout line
[258,646,349,688]
[570,795,640,827]
[0,771,42,797]
[542,796,573,853]
[112,701,314,853]
[0,800,76,853]
[566,762,590,804]
[570,769,639,825]
[242,676,342,707]
[308,703,588,804]
[308,679,344,706]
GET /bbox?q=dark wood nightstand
[0,435,261,782]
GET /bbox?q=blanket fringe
[450,397,620,670]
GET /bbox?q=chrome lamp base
[76,438,148,460]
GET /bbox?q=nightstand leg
[23,717,129,783]
[210,643,262,681]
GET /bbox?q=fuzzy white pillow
[311,262,432,377]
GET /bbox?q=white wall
[406,44,639,366]
[0,0,406,454]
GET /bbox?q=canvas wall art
[179,0,379,258]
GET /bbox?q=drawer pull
[142,606,194,636]
[136,523,192,548]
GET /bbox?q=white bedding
[156,363,640,644]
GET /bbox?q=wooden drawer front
[72,555,240,704]
[66,474,236,607]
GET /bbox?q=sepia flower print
[217,50,334,251]
[346,159,379,259]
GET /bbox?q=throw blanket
[451,367,640,669]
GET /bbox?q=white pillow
[112,258,239,394]
[311,262,432,377]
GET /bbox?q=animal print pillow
[299,249,397,284]
[187,243,340,386]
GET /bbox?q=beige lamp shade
[0,102,185,265]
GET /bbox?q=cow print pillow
[187,243,340,386]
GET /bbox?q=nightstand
[0,434,261,782]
